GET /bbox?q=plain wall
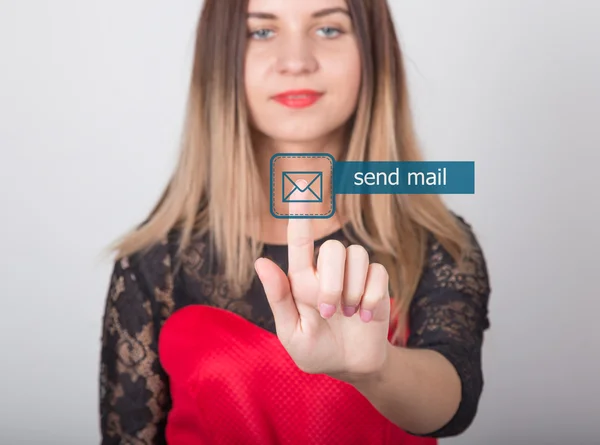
[1,1,598,444]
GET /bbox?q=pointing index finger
[287,180,315,277]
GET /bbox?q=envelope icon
[282,171,323,203]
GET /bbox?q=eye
[316,27,343,38]
[249,29,275,40]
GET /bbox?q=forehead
[247,0,348,15]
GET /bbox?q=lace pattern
[406,225,491,437]
[100,247,172,445]
[99,219,490,441]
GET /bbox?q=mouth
[271,90,324,109]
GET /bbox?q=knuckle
[369,262,389,281]
[321,287,343,300]
[289,235,313,248]
[346,244,369,260]
[288,269,313,286]
[342,289,363,304]
[320,239,346,255]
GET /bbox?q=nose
[274,35,318,76]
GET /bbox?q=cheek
[244,55,259,93]
[244,57,267,118]
[325,51,362,108]
[327,48,361,90]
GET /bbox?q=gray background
[1,1,599,444]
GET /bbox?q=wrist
[350,341,397,392]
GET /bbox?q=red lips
[272,89,323,108]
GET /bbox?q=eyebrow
[247,7,350,20]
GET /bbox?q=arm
[353,344,462,436]
[99,255,170,444]
[353,227,491,437]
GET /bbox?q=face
[244,0,361,146]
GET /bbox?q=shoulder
[111,230,184,323]
[408,213,492,339]
[125,236,174,289]
[124,228,219,306]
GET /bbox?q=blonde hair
[109,0,474,345]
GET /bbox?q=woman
[99,0,491,443]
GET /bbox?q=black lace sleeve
[99,255,170,445]
[406,220,491,438]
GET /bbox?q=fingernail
[342,305,357,317]
[319,303,337,319]
[291,179,308,199]
[360,309,373,323]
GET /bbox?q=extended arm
[354,230,491,437]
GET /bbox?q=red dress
[158,304,438,445]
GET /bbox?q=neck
[254,129,346,174]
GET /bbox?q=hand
[254,189,392,385]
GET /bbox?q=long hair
[109,0,474,345]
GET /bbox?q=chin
[268,130,333,146]
[255,119,349,148]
